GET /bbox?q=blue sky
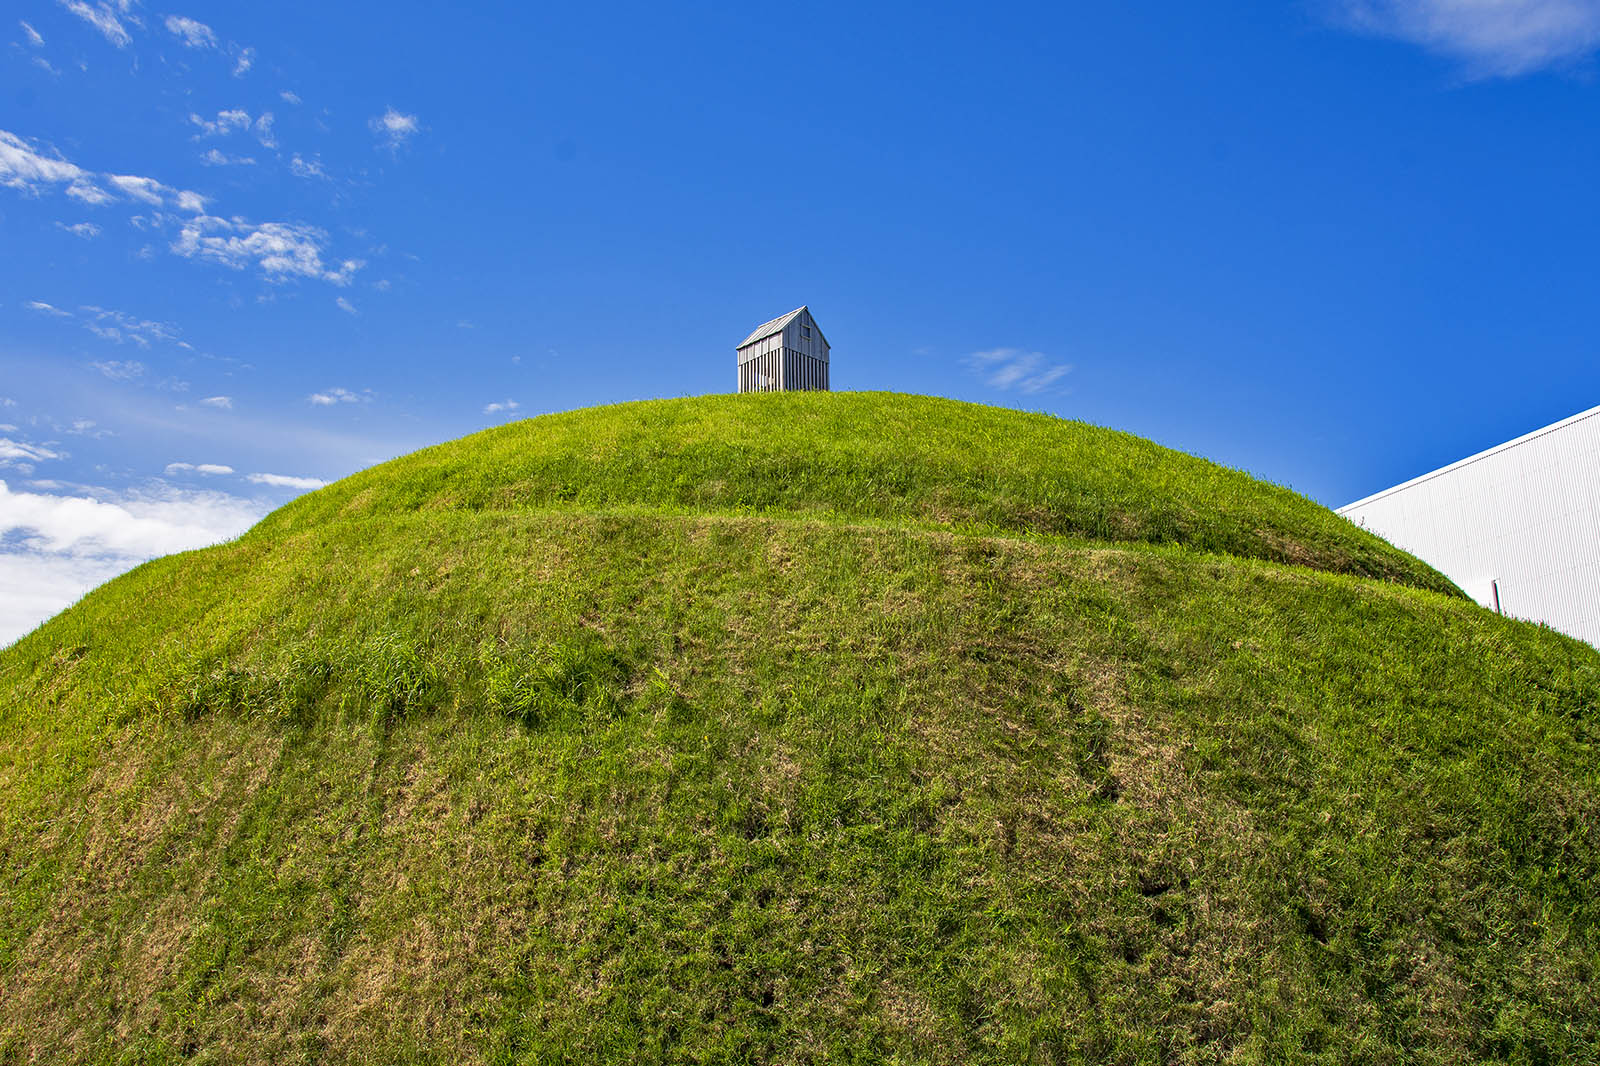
[3,0,1599,642]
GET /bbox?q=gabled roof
[737,306,822,350]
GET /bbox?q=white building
[737,306,829,393]
[1338,403,1600,646]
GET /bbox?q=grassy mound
[1,393,1595,1064]
[258,393,1456,594]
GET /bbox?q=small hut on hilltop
[737,307,829,393]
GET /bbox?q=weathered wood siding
[737,330,786,392]
[737,307,830,393]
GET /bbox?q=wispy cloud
[0,438,64,469]
[107,174,168,205]
[483,400,521,415]
[2,130,210,214]
[32,301,185,350]
[288,154,327,179]
[964,348,1073,394]
[89,359,146,380]
[172,216,363,285]
[56,0,136,49]
[165,461,234,476]
[20,20,45,47]
[200,148,256,167]
[163,14,216,49]
[335,296,358,315]
[199,395,233,409]
[190,107,277,155]
[308,387,365,406]
[66,182,115,206]
[4,128,367,286]
[189,109,253,137]
[57,221,102,238]
[0,129,107,204]
[232,46,254,76]
[82,306,180,347]
[5,129,371,291]
[1330,0,1600,77]
[370,108,420,148]
[279,90,302,105]
[245,472,325,489]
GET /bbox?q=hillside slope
[1,393,1595,1065]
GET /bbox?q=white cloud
[964,348,1073,394]
[199,395,232,409]
[0,480,260,557]
[280,90,301,105]
[335,296,358,315]
[201,148,256,167]
[232,46,253,76]
[0,552,133,646]
[1332,0,1600,77]
[483,399,521,415]
[56,1,135,49]
[0,439,64,467]
[20,20,45,47]
[57,221,102,238]
[33,302,183,349]
[90,359,146,380]
[189,109,253,137]
[104,173,206,213]
[66,181,115,205]
[2,129,362,284]
[245,472,326,489]
[164,461,234,475]
[185,107,274,158]
[370,108,420,148]
[0,479,269,645]
[172,216,363,285]
[288,154,327,179]
[0,129,96,196]
[81,306,180,348]
[107,174,165,205]
[163,14,216,49]
[307,387,364,406]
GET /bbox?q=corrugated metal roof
[737,307,806,350]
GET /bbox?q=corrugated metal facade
[1337,403,1600,646]
[737,306,830,393]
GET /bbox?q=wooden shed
[737,306,830,393]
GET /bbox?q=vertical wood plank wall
[737,309,830,393]
[737,348,830,393]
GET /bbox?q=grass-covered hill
[1,392,1596,1064]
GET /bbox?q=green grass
[258,393,1459,595]
[1,393,1595,1064]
